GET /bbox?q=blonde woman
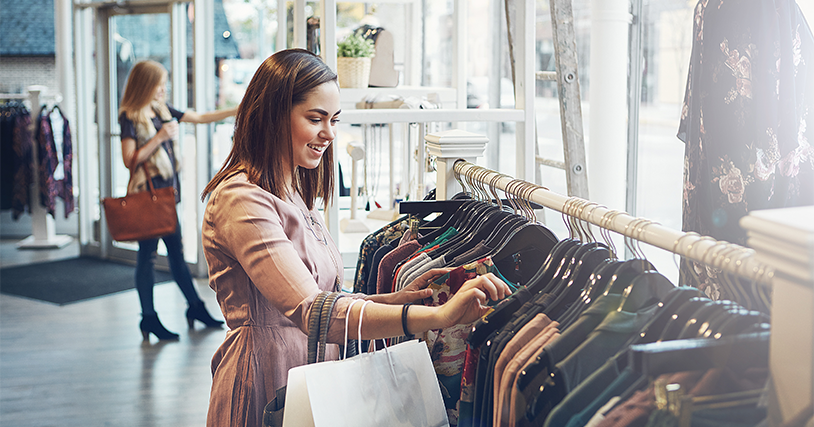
[119,59,236,341]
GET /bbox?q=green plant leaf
[337,33,375,58]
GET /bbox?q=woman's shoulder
[208,173,286,207]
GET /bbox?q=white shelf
[339,86,458,109]
[339,108,525,124]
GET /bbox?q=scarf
[127,103,179,194]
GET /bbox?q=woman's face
[289,81,341,172]
[152,75,167,103]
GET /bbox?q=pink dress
[203,173,359,427]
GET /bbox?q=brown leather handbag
[102,160,177,242]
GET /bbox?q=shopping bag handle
[343,299,367,359]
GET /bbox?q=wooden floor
[0,239,225,426]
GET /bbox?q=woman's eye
[309,118,321,124]
[331,119,340,125]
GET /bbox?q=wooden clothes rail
[451,160,773,286]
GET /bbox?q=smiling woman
[288,82,341,177]
[198,48,511,427]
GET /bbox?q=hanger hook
[488,172,506,209]
[599,209,622,259]
[719,245,752,308]
[624,218,642,258]
[682,235,715,288]
[694,238,730,300]
[576,199,593,242]
[582,202,603,243]
[519,181,537,220]
[562,197,579,240]
[572,200,587,242]
[453,159,467,192]
[636,219,660,262]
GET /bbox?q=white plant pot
[337,57,372,89]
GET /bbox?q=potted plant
[336,33,375,88]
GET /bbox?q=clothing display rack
[439,159,806,426]
[449,160,772,287]
[0,86,73,249]
[373,150,778,426]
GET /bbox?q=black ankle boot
[186,301,224,329]
[140,314,180,341]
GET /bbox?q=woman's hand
[389,268,452,305]
[157,119,178,140]
[436,273,512,328]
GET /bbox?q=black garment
[679,0,814,295]
[0,104,33,217]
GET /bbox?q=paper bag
[282,339,450,427]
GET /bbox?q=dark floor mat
[0,257,173,305]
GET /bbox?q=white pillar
[588,0,631,211]
[55,0,74,123]
[425,129,488,200]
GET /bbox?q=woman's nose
[321,123,335,141]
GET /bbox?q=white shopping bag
[282,301,450,427]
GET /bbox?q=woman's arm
[180,108,237,124]
[349,273,511,340]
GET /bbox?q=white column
[54,0,74,122]
[588,0,631,211]
[276,0,287,51]
[293,0,306,49]
[425,129,488,200]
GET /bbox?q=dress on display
[678,0,814,297]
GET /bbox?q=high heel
[140,314,180,341]
[186,301,224,329]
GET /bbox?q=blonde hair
[119,60,172,130]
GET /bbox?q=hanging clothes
[0,101,34,219]
[36,105,74,218]
[678,0,814,297]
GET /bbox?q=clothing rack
[1,86,72,249]
[450,160,773,286]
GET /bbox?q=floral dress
[678,0,814,298]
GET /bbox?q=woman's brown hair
[201,49,337,210]
[118,60,172,127]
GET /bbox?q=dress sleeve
[167,104,185,121]
[119,113,137,140]
[206,178,364,340]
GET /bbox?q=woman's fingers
[416,268,453,289]
[460,273,511,301]
[444,287,489,326]
[162,121,179,139]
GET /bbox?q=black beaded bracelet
[401,303,414,339]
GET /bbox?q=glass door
[75,0,204,271]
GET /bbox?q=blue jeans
[136,220,201,316]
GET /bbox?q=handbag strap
[317,292,341,362]
[128,134,178,197]
[127,150,158,196]
[307,291,330,364]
